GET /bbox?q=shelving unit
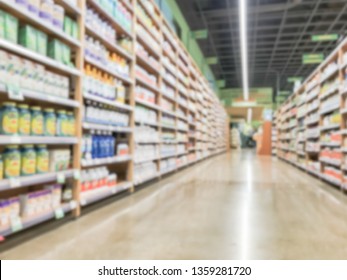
[274,37,347,192]
[0,0,228,240]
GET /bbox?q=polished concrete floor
[1,151,347,259]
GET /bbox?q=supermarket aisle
[1,151,347,259]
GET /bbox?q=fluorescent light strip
[247,108,252,123]
[239,0,249,101]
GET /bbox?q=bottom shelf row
[0,149,226,238]
[277,155,347,190]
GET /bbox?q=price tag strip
[10,216,23,233]
[54,208,65,220]
[9,178,21,189]
[57,173,66,184]
[73,169,80,180]
[7,84,24,101]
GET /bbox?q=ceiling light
[239,0,249,101]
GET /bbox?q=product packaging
[19,25,38,52]
[48,39,63,63]
[4,12,18,43]
[36,30,48,56]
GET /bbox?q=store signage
[217,80,226,88]
[191,29,208,39]
[312,34,338,42]
[302,53,324,64]
[287,77,302,83]
[278,91,291,96]
[206,57,218,64]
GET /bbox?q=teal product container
[56,110,68,136]
[0,10,5,38]
[43,108,56,136]
[4,12,18,43]
[48,39,63,63]
[36,30,48,56]
[19,25,37,52]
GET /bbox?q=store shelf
[320,124,340,131]
[135,120,161,128]
[85,24,133,61]
[83,122,133,133]
[0,84,80,108]
[136,53,160,75]
[85,56,133,84]
[0,200,78,237]
[87,0,133,38]
[134,155,160,164]
[161,153,177,159]
[84,92,133,111]
[320,68,339,84]
[0,0,81,47]
[81,155,132,167]
[176,151,188,157]
[135,76,160,93]
[319,104,340,115]
[135,98,162,111]
[136,17,161,45]
[322,175,342,187]
[0,169,74,192]
[320,142,340,147]
[0,0,229,243]
[0,38,81,76]
[80,182,133,206]
[160,166,177,176]
[319,158,341,167]
[56,0,81,15]
[134,172,161,186]
[0,136,77,145]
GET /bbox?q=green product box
[48,39,63,63]
[19,25,37,52]
[71,21,78,39]
[0,10,5,38]
[62,43,71,66]
[36,30,48,56]
[64,16,72,36]
[4,12,18,43]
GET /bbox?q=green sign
[206,57,218,65]
[287,77,302,83]
[303,53,324,64]
[278,91,291,96]
[312,34,338,42]
[217,80,226,88]
[191,29,208,39]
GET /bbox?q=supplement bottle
[3,145,21,178]
[57,110,68,136]
[31,106,44,136]
[0,102,19,135]
[21,145,36,176]
[44,108,57,136]
[36,145,49,174]
[66,111,75,136]
[18,104,31,135]
[0,155,3,180]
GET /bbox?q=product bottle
[18,104,31,136]
[0,154,3,180]
[0,102,19,135]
